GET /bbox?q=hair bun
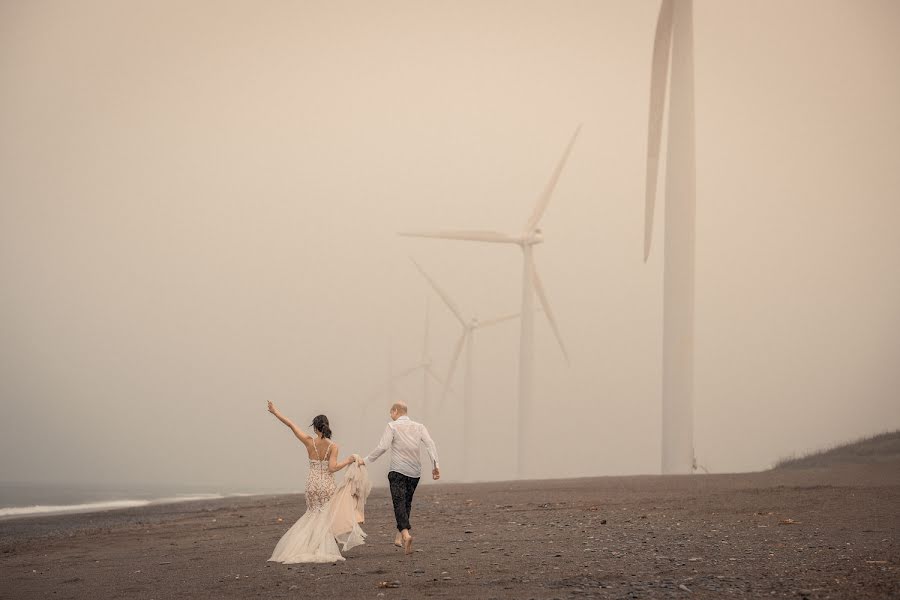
[311,414,332,439]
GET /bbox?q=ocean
[0,481,293,519]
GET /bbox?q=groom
[358,401,440,554]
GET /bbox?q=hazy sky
[2,0,899,490]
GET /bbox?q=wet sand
[1,464,898,599]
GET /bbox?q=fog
[2,1,899,490]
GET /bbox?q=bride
[266,401,370,563]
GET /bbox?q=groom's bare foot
[402,532,413,555]
[394,533,403,547]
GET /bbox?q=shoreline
[0,461,891,524]
[0,492,266,521]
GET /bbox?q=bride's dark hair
[311,415,332,439]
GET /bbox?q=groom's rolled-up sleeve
[364,423,393,464]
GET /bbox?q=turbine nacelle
[518,228,545,246]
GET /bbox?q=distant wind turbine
[400,126,581,478]
[387,297,452,425]
[409,257,519,480]
[359,338,397,441]
[644,0,696,474]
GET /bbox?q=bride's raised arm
[267,401,312,446]
[327,443,355,473]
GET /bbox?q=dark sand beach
[1,464,898,599]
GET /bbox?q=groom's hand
[432,467,440,480]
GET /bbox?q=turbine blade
[426,365,453,394]
[422,296,430,360]
[387,337,394,395]
[391,364,421,381]
[398,230,516,244]
[529,256,570,365]
[645,0,674,262]
[444,330,468,392]
[478,312,520,328]
[410,257,467,327]
[525,124,582,232]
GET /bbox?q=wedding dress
[268,442,371,564]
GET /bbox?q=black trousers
[388,471,420,532]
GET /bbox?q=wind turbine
[644,0,696,474]
[389,297,452,425]
[359,337,397,442]
[409,257,519,480]
[400,126,580,478]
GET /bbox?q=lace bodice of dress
[305,441,336,512]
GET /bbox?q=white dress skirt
[269,458,371,564]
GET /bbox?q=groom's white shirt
[363,415,439,479]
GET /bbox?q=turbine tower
[400,126,580,478]
[645,0,696,474]
[410,257,518,480]
[359,337,398,442]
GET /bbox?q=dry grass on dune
[774,430,900,469]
